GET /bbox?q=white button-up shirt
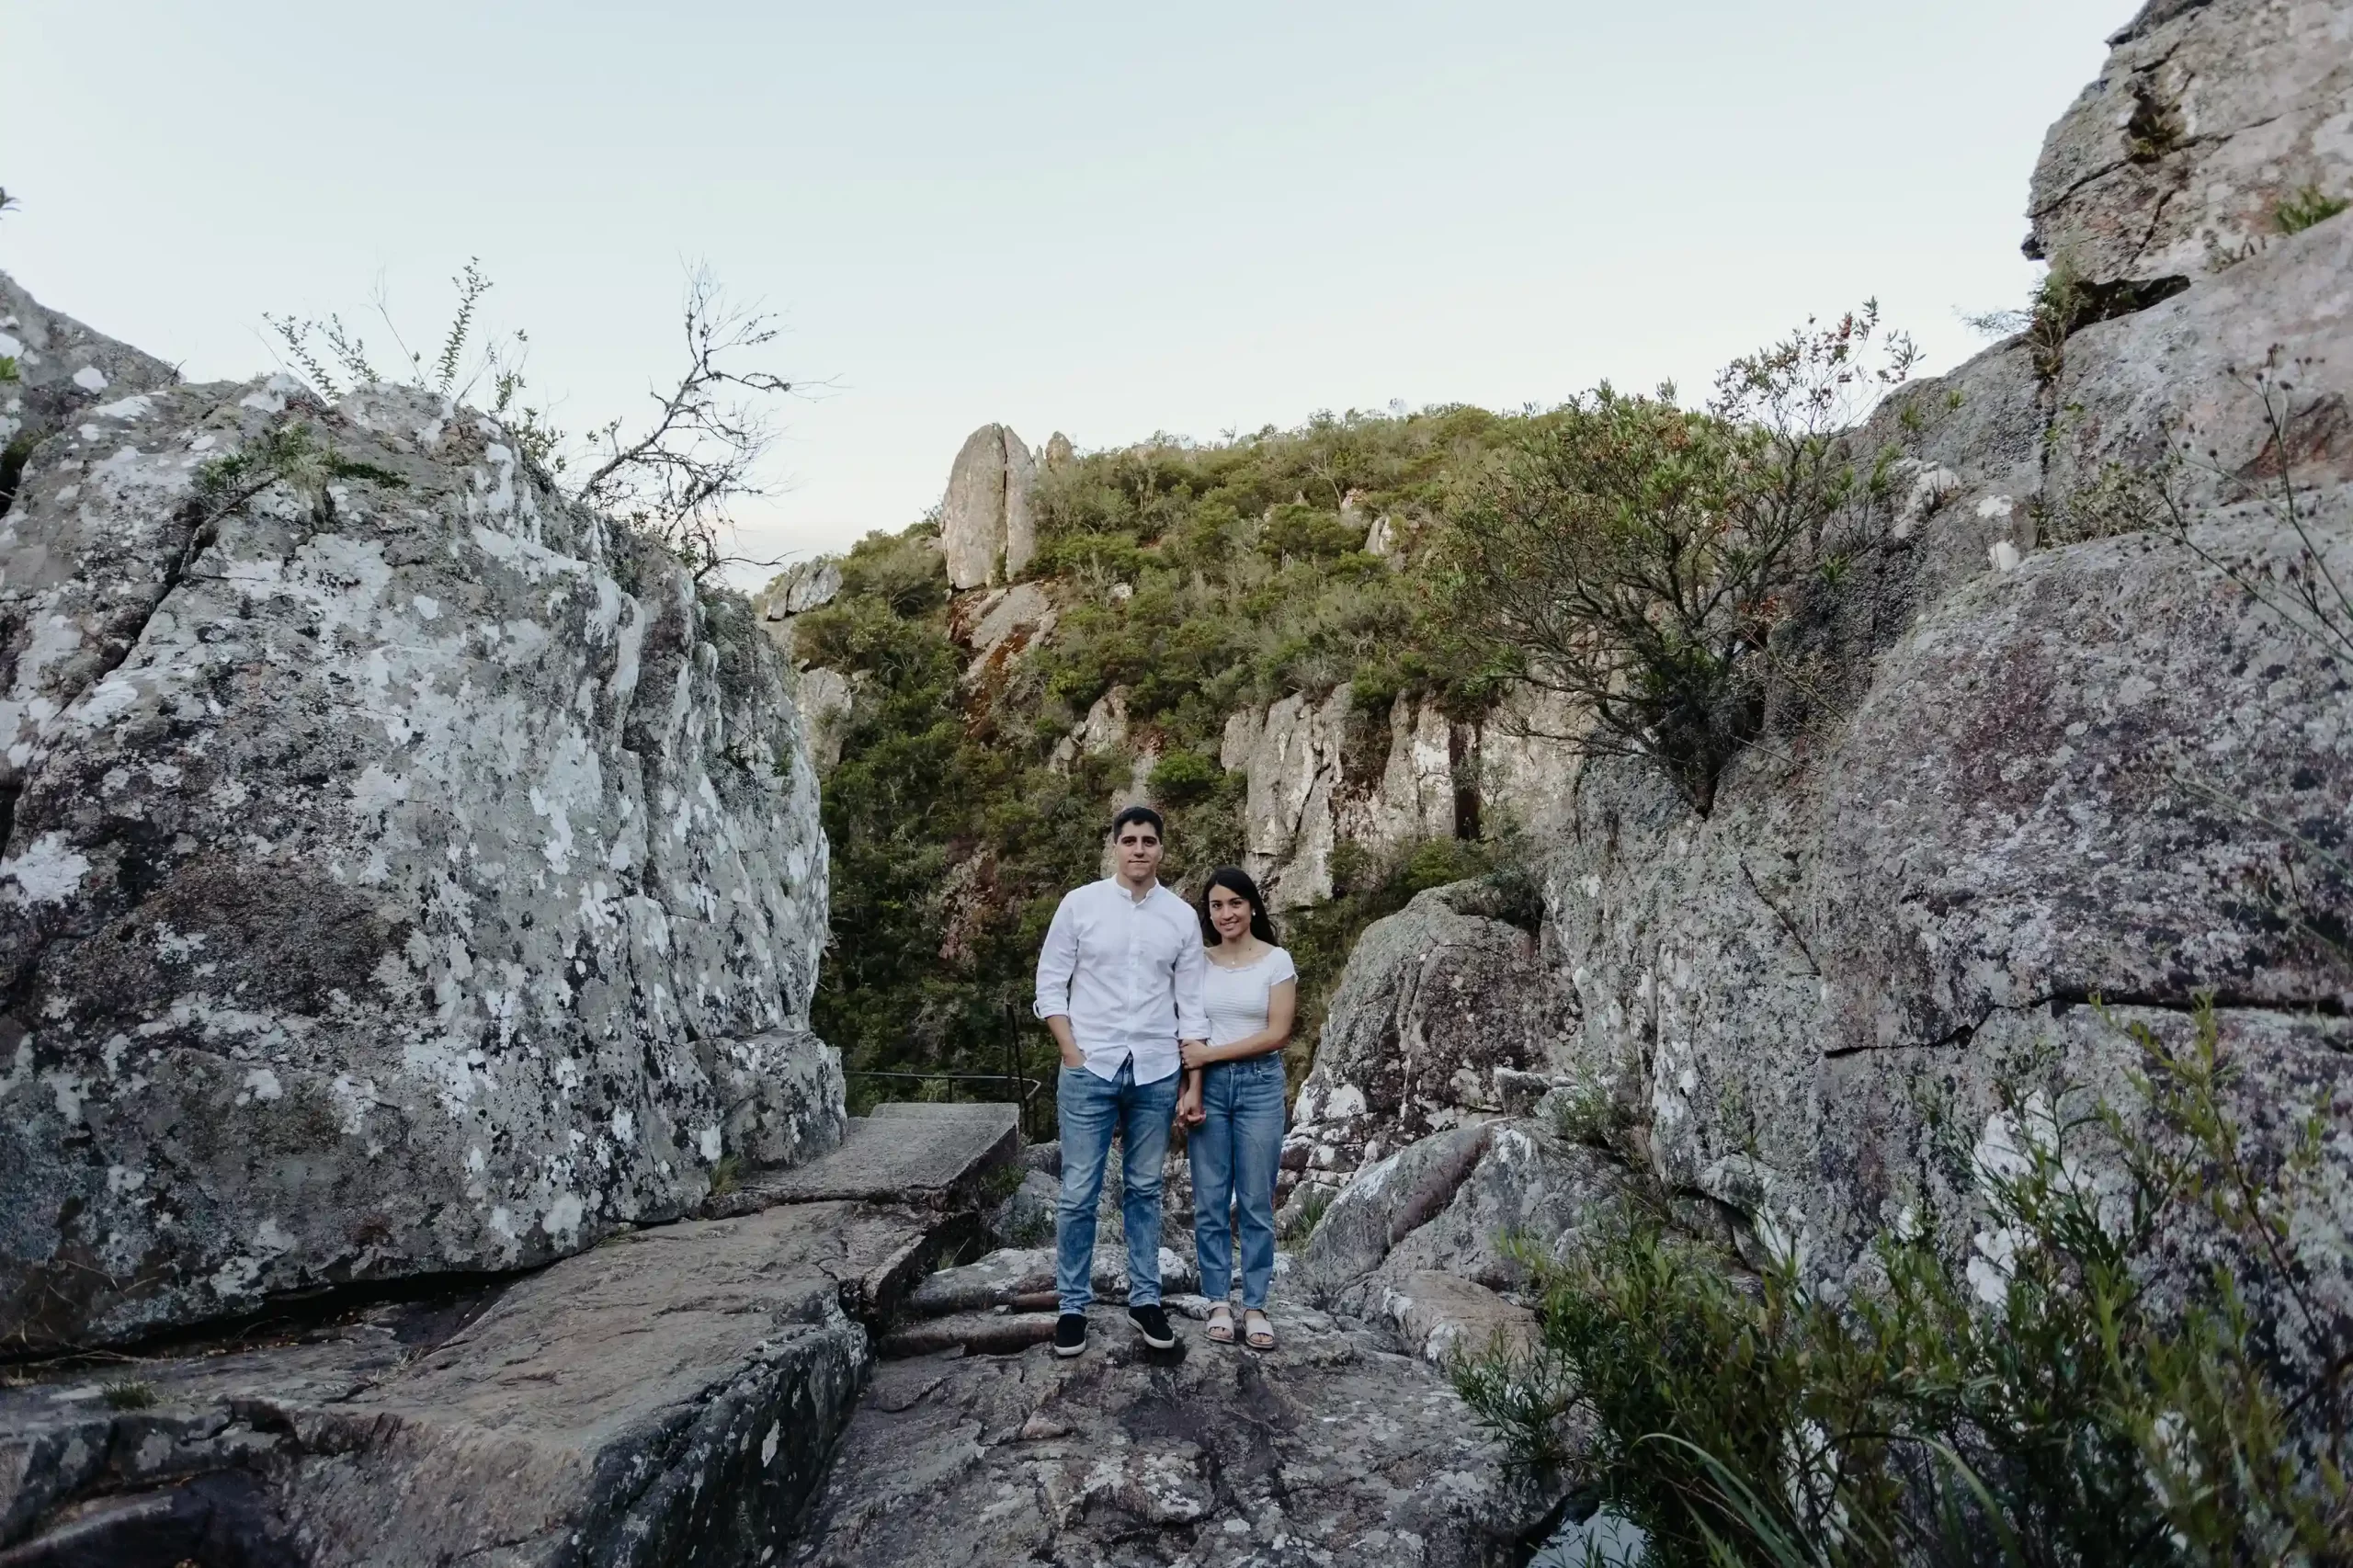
[1033,878,1209,1085]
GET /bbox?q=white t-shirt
[1200,945,1297,1049]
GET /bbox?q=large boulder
[1284,882,1574,1210]
[0,286,841,1350]
[2026,0,2353,286]
[939,422,1037,590]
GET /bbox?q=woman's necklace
[1210,937,1262,970]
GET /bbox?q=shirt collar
[1105,876,1163,907]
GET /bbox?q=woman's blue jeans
[1189,1052,1287,1310]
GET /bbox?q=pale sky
[7,2,2131,584]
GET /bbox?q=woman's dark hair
[1198,866,1277,946]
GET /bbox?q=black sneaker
[1129,1303,1176,1349]
[1053,1312,1088,1358]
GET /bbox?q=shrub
[1146,748,1222,805]
[1454,1001,2353,1565]
[1441,307,1913,816]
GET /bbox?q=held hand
[1176,1091,1206,1127]
[1180,1040,1215,1071]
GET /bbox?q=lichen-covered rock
[0,270,178,489]
[2025,0,2353,285]
[2041,209,2353,510]
[1542,489,2353,1322]
[1284,884,1573,1210]
[939,423,1037,590]
[0,301,841,1351]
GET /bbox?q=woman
[1176,866,1296,1350]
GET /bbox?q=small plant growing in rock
[2275,185,2350,236]
[1552,1080,1624,1151]
[1279,1186,1336,1252]
[101,1379,156,1411]
[267,261,801,581]
[2123,78,2187,164]
[705,1153,744,1196]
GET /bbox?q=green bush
[1146,748,1222,805]
[1454,1001,2352,1565]
[1440,307,1913,816]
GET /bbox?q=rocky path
[794,1245,1547,1568]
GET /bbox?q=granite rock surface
[0,294,840,1350]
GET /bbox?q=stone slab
[0,1200,944,1567]
[730,1103,1018,1210]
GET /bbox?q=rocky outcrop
[939,423,1037,590]
[0,281,841,1352]
[1284,884,1572,1208]
[1220,688,1580,910]
[2026,0,2352,285]
[751,556,843,662]
[1307,165,2353,1357]
[0,1198,953,1566]
[0,272,179,501]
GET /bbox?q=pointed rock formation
[939,424,1037,589]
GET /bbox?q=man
[1034,803,1208,1357]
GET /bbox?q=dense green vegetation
[801,405,1554,1114]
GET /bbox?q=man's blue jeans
[1188,1052,1287,1310]
[1056,1057,1180,1317]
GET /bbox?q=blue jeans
[1189,1051,1287,1311]
[1056,1057,1181,1316]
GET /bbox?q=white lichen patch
[2,832,92,904]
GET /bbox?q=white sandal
[1207,1304,1235,1344]
[1244,1309,1275,1350]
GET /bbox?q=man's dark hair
[1108,804,1165,841]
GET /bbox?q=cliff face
[1284,0,2353,1386]
[0,289,840,1351]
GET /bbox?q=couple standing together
[1034,804,1294,1358]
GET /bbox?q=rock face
[1220,689,1581,910]
[1284,884,1572,1209]
[939,423,1038,590]
[2026,0,2353,284]
[0,272,179,492]
[0,284,841,1351]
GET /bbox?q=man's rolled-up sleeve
[1034,893,1078,1022]
[1173,915,1210,1041]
